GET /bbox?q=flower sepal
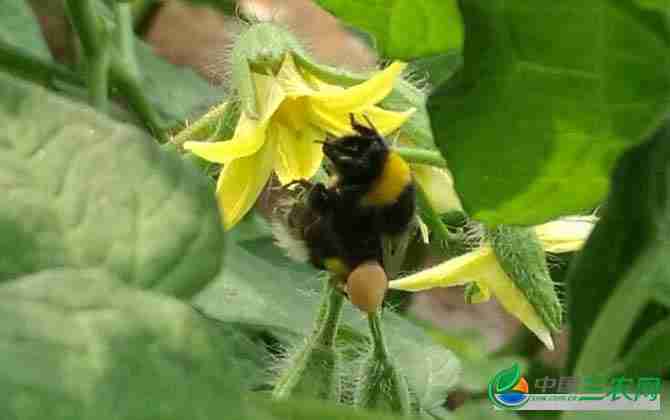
[232,23,306,118]
[487,225,562,334]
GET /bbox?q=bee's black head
[322,115,389,182]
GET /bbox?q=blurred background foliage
[0,0,669,419]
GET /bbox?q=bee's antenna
[362,114,379,133]
[313,139,328,144]
[349,113,378,138]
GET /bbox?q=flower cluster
[184,54,413,229]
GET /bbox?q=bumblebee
[272,115,416,281]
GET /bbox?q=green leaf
[134,40,223,130]
[429,0,670,225]
[409,52,462,92]
[635,0,670,13]
[313,0,463,60]
[419,320,527,392]
[567,121,670,374]
[0,74,224,298]
[0,268,249,420]
[0,0,51,59]
[618,316,670,376]
[194,214,461,410]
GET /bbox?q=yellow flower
[183,54,414,229]
[388,216,596,350]
[412,164,463,214]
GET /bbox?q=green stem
[114,2,140,77]
[110,1,167,141]
[272,279,344,400]
[0,40,83,88]
[89,48,111,111]
[368,311,390,359]
[357,311,411,415]
[65,0,102,56]
[111,64,168,142]
[394,147,448,168]
[172,102,230,146]
[66,0,111,110]
[315,284,345,347]
[415,182,455,248]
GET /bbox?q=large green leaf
[0,0,51,59]
[194,214,460,410]
[617,316,670,376]
[429,0,670,225]
[409,52,462,92]
[566,121,670,373]
[0,268,250,420]
[313,0,463,60]
[0,74,224,298]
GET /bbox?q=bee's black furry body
[273,117,416,276]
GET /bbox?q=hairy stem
[314,282,345,347]
[172,102,230,146]
[356,312,411,415]
[272,279,344,400]
[368,311,390,359]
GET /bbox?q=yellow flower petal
[534,216,596,253]
[276,54,316,98]
[184,72,286,163]
[184,112,266,163]
[215,141,274,230]
[309,62,407,112]
[253,72,287,120]
[356,106,415,135]
[307,105,414,137]
[271,122,324,184]
[388,246,494,291]
[412,164,463,214]
[389,246,555,350]
[480,253,555,350]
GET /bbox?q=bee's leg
[308,182,338,213]
[282,178,313,191]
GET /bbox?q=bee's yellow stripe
[360,152,411,207]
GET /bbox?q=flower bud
[487,225,562,333]
[231,23,305,118]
